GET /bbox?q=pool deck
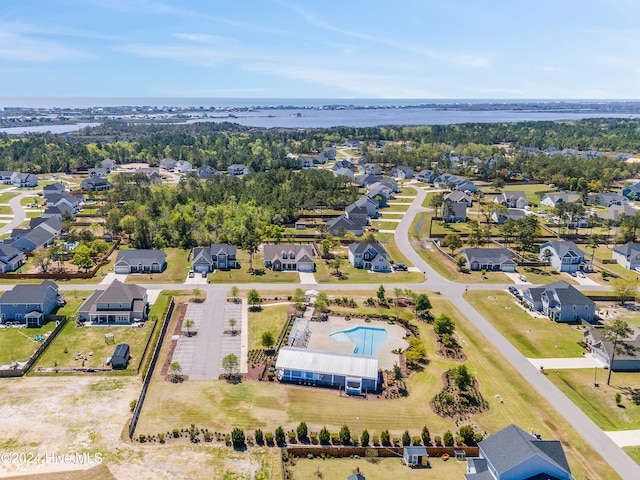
[307,316,409,370]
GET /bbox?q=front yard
[124,247,190,284]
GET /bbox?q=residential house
[522,280,596,322]
[191,244,238,272]
[28,217,62,236]
[444,190,472,207]
[561,148,579,157]
[390,165,414,179]
[588,192,627,207]
[520,146,540,155]
[366,182,395,204]
[0,280,60,327]
[612,243,640,270]
[159,158,178,171]
[622,182,640,201]
[333,167,355,179]
[326,214,366,237]
[298,156,315,168]
[539,241,589,273]
[585,326,640,371]
[452,178,478,192]
[263,244,315,272]
[227,164,250,176]
[0,244,25,273]
[442,199,467,223]
[459,248,517,272]
[97,158,117,172]
[7,226,56,253]
[196,165,221,179]
[332,160,355,171]
[114,249,167,274]
[354,196,380,218]
[42,182,66,196]
[175,160,192,173]
[80,177,112,191]
[0,171,14,184]
[465,424,573,480]
[322,146,336,160]
[359,163,383,175]
[12,173,38,188]
[344,204,369,227]
[597,204,635,222]
[43,204,74,220]
[416,169,436,183]
[44,192,82,214]
[493,191,528,209]
[616,152,634,160]
[77,279,148,324]
[433,173,458,188]
[540,192,582,208]
[314,151,329,164]
[88,167,108,178]
[491,208,526,224]
[348,242,392,272]
[544,147,560,155]
[343,139,361,149]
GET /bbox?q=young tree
[602,319,639,385]
[231,427,245,449]
[275,426,286,446]
[339,424,351,445]
[32,248,52,273]
[414,293,432,319]
[229,285,240,303]
[541,247,553,265]
[247,289,262,309]
[319,426,331,445]
[184,319,195,337]
[458,425,476,445]
[292,287,305,310]
[376,284,386,303]
[421,425,431,446]
[434,314,455,339]
[321,238,332,259]
[456,255,468,271]
[222,353,239,377]
[443,430,454,447]
[329,256,343,276]
[402,430,411,446]
[380,429,391,446]
[360,429,370,447]
[441,233,462,255]
[429,192,444,218]
[612,278,638,305]
[261,331,275,351]
[587,233,603,263]
[297,421,308,442]
[229,317,238,335]
[500,217,518,246]
[393,363,403,380]
[254,429,264,445]
[169,361,182,382]
[453,364,472,391]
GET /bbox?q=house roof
[461,248,516,265]
[0,244,21,260]
[348,242,388,257]
[542,192,581,204]
[275,346,378,380]
[445,191,472,203]
[326,215,366,233]
[0,280,58,305]
[81,177,111,186]
[115,249,166,267]
[613,242,640,260]
[23,226,55,247]
[87,279,146,306]
[588,325,640,361]
[443,200,467,218]
[525,280,594,308]
[43,182,65,193]
[263,244,314,263]
[495,191,527,203]
[45,192,79,205]
[192,247,213,265]
[540,241,585,259]
[403,446,428,456]
[334,167,355,178]
[30,217,62,232]
[477,424,571,478]
[598,204,635,221]
[210,243,236,256]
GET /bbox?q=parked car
[518,275,527,282]
[188,270,195,278]
[393,263,408,271]
[508,286,519,295]
[201,271,207,278]
[367,227,379,232]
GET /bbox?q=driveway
[564,272,600,286]
[526,356,606,370]
[298,271,317,284]
[503,272,533,285]
[605,430,640,447]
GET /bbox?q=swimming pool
[329,326,388,356]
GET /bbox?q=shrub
[297,421,308,442]
[360,429,370,447]
[288,431,296,443]
[421,426,431,446]
[615,392,622,405]
[275,426,286,446]
[255,429,264,445]
[458,425,476,445]
[474,433,484,444]
[129,399,137,412]
[339,425,351,445]
[158,433,165,444]
[434,436,442,446]
[331,433,340,445]
[380,429,391,447]
[203,432,213,442]
[172,429,180,438]
[402,430,411,446]
[265,432,274,447]
[231,427,246,448]
[443,430,454,447]
[372,435,380,446]
[319,426,331,445]
[138,434,146,443]
[412,436,422,446]
[310,432,318,445]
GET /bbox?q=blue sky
[1,0,639,99]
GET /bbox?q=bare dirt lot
[0,376,277,479]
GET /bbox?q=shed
[403,446,429,467]
[111,343,130,370]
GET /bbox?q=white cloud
[0,31,87,62]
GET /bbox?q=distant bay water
[2,97,640,133]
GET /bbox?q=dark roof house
[77,280,148,324]
[114,249,167,274]
[459,248,517,272]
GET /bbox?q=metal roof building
[275,347,379,395]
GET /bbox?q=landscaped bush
[287,431,296,443]
[339,425,351,445]
[412,436,422,446]
[231,427,246,448]
[255,429,264,446]
[265,432,274,447]
[380,429,391,446]
[434,435,442,446]
[443,430,454,446]
[309,432,318,445]
[402,430,411,446]
[297,421,308,442]
[319,426,331,445]
[158,433,165,444]
[360,429,370,447]
[372,435,380,446]
[203,432,213,442]
[172,429,180,438]
[421,426,431,446]
[331,433,340,445]
[275,426,286,446]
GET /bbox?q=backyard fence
[0,316,67,378]
[129,297,174,439]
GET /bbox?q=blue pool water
[329,326,388,356]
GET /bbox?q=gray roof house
[390,165,414,179]
[348,242,391,272]
[332,160,355,171]
[491,208,526,224]
[42,182,66,195]
[326,214,366,237]
[196,165,221,179]
[159,158,178,171]
[0,280,60,327]
[622,182,640,201]
[465,424,573,480]
[44,192,82,213]
[403,446,429,467]
[299,156,315,168]
[597,204,635,222]
[354,196,380,218]
[588,192,627,207]
[0,171,14,184]
[263,244,314,272]
[98,158,117,172]
[540,192,582,208]
[88,167,108,178]
[192,244,237,272]
[80,177,112,191]
[442,199,467,223]
[539,241,589,273]
[493,191,528,209]
[227,164,250,176]
[8,226,56,253]
[13,172,38,188]
[359,163,383,175]
[444,190,472,207]
[459,248,517,272]
[175,160,192,173]
[416,169,436,183]
[78,280,148,324]
[522,280,596,323]
[114,249,167,274]
[29,217,62,236]
[333,167,356,179]
[0,244,26,273]
[612,243,640,270]
[585,325,640,371]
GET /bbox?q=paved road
[0,190,32,236]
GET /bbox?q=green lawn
[376,232,414,267]
[480,183,556,206]
[137,295,618,480]
[624,447,640,465]
[34,290,157,372]
[288,457,466,480]
[315,256,424,284]
[381,203,410,213]
[0,192,17,204]
[124,247,190,284]
[464,290,585,358]
[547,369,640,431]
[0,322,57,365]
[248,304,290,350]
[0,206,12,215]
[20,195,41,206]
